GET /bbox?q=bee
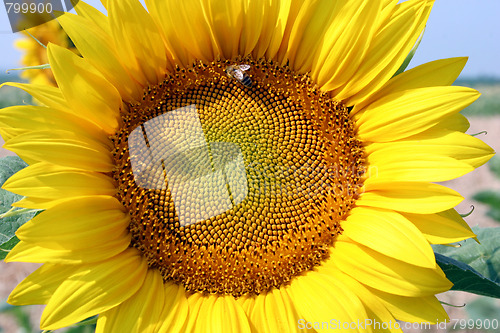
[225,64,252,87]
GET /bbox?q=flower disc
[111,59,365,296]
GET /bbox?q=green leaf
[392,28,425,77]
[0,236,20,260]
[433,227,500,298]
[434,253,500,298]
[0,156,35,256]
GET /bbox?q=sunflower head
[0,0,494,332]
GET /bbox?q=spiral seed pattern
[111,59,365,296]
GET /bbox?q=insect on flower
[225,64,252,87]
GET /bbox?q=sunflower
[15,19,77,86]
[0,0,495,332]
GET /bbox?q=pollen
[110,58,365,297]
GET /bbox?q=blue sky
[1,0,499,78]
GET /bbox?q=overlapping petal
[3,163,116,199]
[288,269,370,333]
[342,207,436,267]
[332,242,452,297]
[3,130,114,172]
[358,181,464,214]
[355,86,479,143]
[184,293,252,333]
[40,249,147,330]
[96,270,165,333]
[47,43,122,134]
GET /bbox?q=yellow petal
[366,148,474,182]
[368,288,449,324]
[358,181,463,214]
[336,0,432,105]
[8,264,73,306]
[40,249,147,330]
[185,293,251,333]
[0,105,111,148]
[212,295,252,333]
[245,288,303,333]
[3,130,114,172]
[342,207,436,267]
[57,13,142,102]
[0,82,67,111]
[73,0,111,34]
[317,264,401,333]
[5,237,130,264]
[12,196,71,210]
[108,0,168,84]
[275,0,303,64]
[365,131,495,168]
[155,282,189,333]
[184,293,215,333]
[3,163,116,199]
[402,209,476,244]
[144,0,193,67]
[96,270,164,333]
[239,0,265,56]
[285,0,343,72]
[202,0,244,60]
[332,241,452,297]
[15,196,129,250]
[147,0,219,64]
[312,0,381,90]
[377,0,399,28]
[257,0,292,60]
[355,86,480,143]
[48,43,121,134]
[353,57,468,113]
[287,270,370,333]
[430,113,470,133]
